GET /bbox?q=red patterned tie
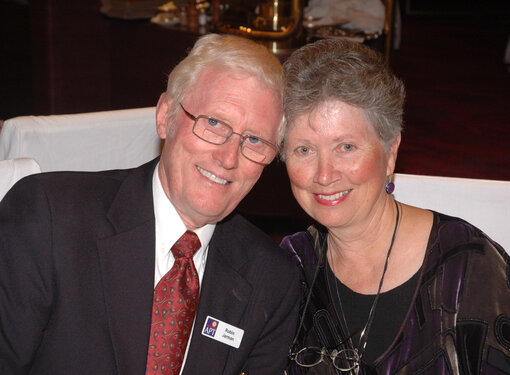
[146,230,201,375]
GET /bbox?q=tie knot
[171,230,201,259]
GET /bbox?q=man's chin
[187,207,235,228]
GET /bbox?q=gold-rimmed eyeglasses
[180,103,278,165]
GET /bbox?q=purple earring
[385,178,395,194]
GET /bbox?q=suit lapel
[97,159,158,374]
[183,219,253,374]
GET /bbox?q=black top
[327,262,419,365]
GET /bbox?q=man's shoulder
[214,213,296,266]
[28,168,127,186]
[4,159,157,212]
[11,168,128,202]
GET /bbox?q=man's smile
[197,165,230,185]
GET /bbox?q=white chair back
[0,107,161,172]
[0,158,41,201]
[393,173,510,252]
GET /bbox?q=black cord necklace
[328,200,401,372]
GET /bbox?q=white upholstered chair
[0,107,161,172]
[393,173,510,252]
[0,158,41,201]
[1,108,508,252]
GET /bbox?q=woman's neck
[327,198,400,294]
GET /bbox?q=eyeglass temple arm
[179,103,198,121]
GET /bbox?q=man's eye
[246,136,261,145]
[342,144,354,152]
[207,118,220,127]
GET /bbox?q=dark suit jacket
[0,158,300,374]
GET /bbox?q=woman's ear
[156,93,173,139]
[386,132,401,176]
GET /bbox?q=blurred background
[1,0,509,235]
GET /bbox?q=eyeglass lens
[295,347,323,367]
[193,116,275,164]
[332,349,359,372]
[294,347,360,373]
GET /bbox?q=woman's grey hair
[165,33,285,143]
[281,38,405,156]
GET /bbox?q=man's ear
[386,132,401,176]
[156,93,174,140]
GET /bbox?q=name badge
[201,315,244,348]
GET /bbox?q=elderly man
[0,34,300,375]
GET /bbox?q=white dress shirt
[152,163,215,373]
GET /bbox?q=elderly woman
[281,39,510,374]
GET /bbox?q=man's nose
[214,135,241,169]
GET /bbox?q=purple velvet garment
[282,212,510,374]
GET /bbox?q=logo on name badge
[203,317,219,337]
[201,315,245,349]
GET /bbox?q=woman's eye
[296,146,310,155]
[341,144,354,152]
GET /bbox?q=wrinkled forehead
[183,67,282,135]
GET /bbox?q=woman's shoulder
[434,210,503,245]
[399,203,506,256]
[427,210,508,264]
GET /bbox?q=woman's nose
[314,155,341,186]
